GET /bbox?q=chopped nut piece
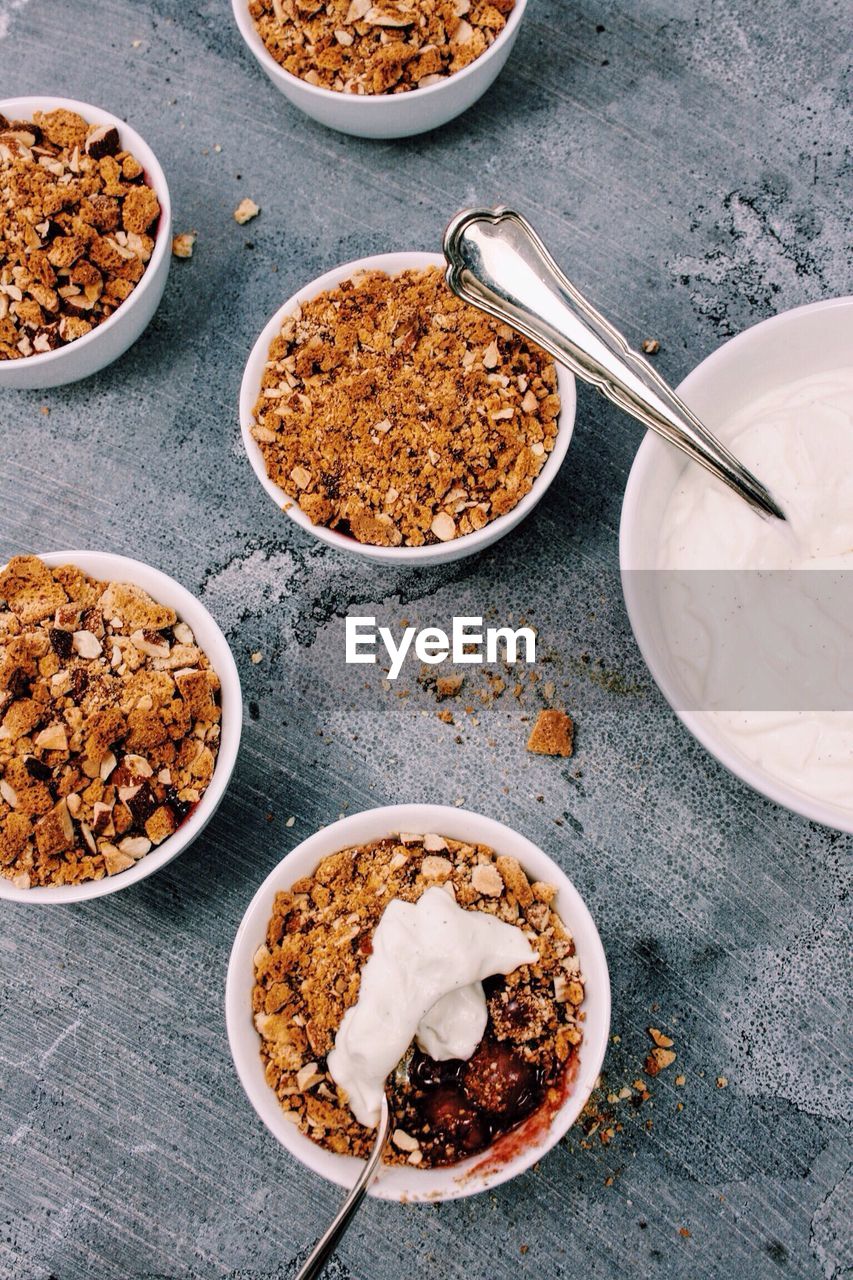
[102,843,135,875]
[392,1128,420,1153]
[527,709,574,757]
[471,862,504,897]
[234,198,260,225]
[641,338,661,354]
[34,724,68,752]
[430,512,456,542]
[296,1062,323,1091]
[118,835,152,859]
[171,231,197,259]
[72,630,103,659]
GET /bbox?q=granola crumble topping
[0,556,222,888]
[253,832,585,1167]
[251,266,560,547]
[0,109,161,360]
[248,0,516,95]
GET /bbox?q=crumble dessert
[0,108,161,360]
[253,832,585,1167]
[0,556,221,888]
[251,265,560,547]
[249,0,516,95]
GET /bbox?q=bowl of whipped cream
[621,296,853,830]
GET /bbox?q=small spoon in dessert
[294,1093,391,1280]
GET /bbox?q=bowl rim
[0,549,242,904]
[231,0,528,108]
[0,95,172,378]
[225,802,611,1202]
[619,295,853,833]
[239,249,576,564]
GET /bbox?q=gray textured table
[1,1,850,1277]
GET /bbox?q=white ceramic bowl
[226,803,610,1202]
[240,251,576,565]
[231,0,527,139]
[0,550,242,903]
[0,96,172,391]
[620,296,853,832]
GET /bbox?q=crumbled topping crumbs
[171,231,197,259]
[249,0,516,95]
[527,709,574,757]
[251,266,559,548]
[0,109,161,360]
[0,556,221,887]
[234,197,260,225]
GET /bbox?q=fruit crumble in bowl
[232,0,528,140]
[0,553,242,904]
[0,96,171,391]
[226,804,609,1201]
[240,252,576,566]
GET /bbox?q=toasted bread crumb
[527,709,573,757]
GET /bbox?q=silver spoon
[294,1094,391,1280]
[443,206,785,521]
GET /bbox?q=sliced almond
[72,630,103,659]
[430,512,456,542]
[118,836,152,859]
[99,751,117,781]
[35,724,68,752]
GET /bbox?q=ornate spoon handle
[443,206,784,521]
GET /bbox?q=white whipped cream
[326,886,538,1128]
[656,367,853,807]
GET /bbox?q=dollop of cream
[656,367,853,807]
[326,886,538,1128]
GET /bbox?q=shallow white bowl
[231,0,527,139]
[0,550,242,904]
[240,251,576,565]
[0,96,172,391]
[620,296,853,832]
[226,803,610,1202]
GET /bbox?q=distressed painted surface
[0,1,850,1277]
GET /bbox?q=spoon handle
[294,1096,391,1280]
[443,206,784,521]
